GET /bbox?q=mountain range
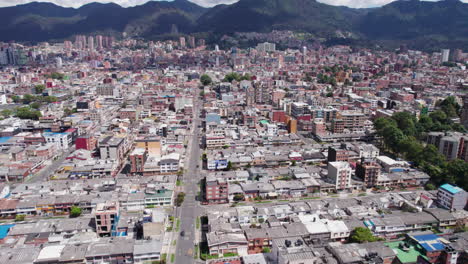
[1,0,467,50]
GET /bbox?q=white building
[267,124,278,137]
[133,241,162,263]
[437,184,468,210]
[328,161,352,190]
[158,153,180,173]
[441,49,450,62]
[256,42,276,53]
[44,132,72,150]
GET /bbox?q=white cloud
[0,0,466,8]
[0,0,150,8]
[189,0,238,7]
[318,0,394,8]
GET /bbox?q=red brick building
[205,176,228,204]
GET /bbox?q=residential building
[94,201,119,237]
[328,161,352,190]
[356,161,381,188]
[437,184,467,210]
[205,175,228,204]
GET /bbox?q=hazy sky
[0,0,465,8]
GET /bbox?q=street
[28,146,75,183]
[174,87,203,264]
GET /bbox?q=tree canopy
[349,227,382,243]
[374,106,468,190]
[70,206,82,218]
[200,74,212,86]
[223,72,251,82]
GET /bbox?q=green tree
[437,96,460,118]
[15,214,26,222]
[47,72,65,80]
[382,125,405,152]
[176,192,186,207]
[417,115,434,136]
[374,117,397,132]
[226,161,233,171]
[70,206,82,218]
[392,111,417,136]
[63,107,73,117]
[15,107,42,120]
[425,183,437,191]
[22,94,35,104]
[349,227,381,243]
[42,96,58,103]
[34,84,46,94]
[420,145,446,167]
[200,74,212,86]
[1,109,13,118]
[223,72,241,82]
[11,95,21,103]
[233,194,245,202]
[444,159,468,190]
[262,247,271,253]
[398,137,423,162]
[30,102,41,109]
[429,111,448,125]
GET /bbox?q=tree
[200,74,212,86]
[262,247,271,253]
[397,137,423,162]
[176,192,185,207]
[15,107,42,120]
[1,109,13,118]
[22,94,35,104]
[34,84,45,94]
[392,111,417,136]
[429,111,448,125]
[226,161,233,171]
[437,96,460,118]
[223,72,241,82]
[373,117,397,132]
[70,206,82,218]
[15,214,25,222]
[42,96,58,103]
[64,107,73,117]
[223,72,250,82]
[233,194,245,202]
[444,159,468,190]
[382,125,405,152]
[349,227,381,243]
[425,183,437,191]
[46,72,65,80]
[11,95,21,103]
[30,102,41,110]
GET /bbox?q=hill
[0,0,206,42]
[196,0,365,37]
[358,0,468,50]
[0,0,468,50]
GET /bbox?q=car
[180,231,185,237]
